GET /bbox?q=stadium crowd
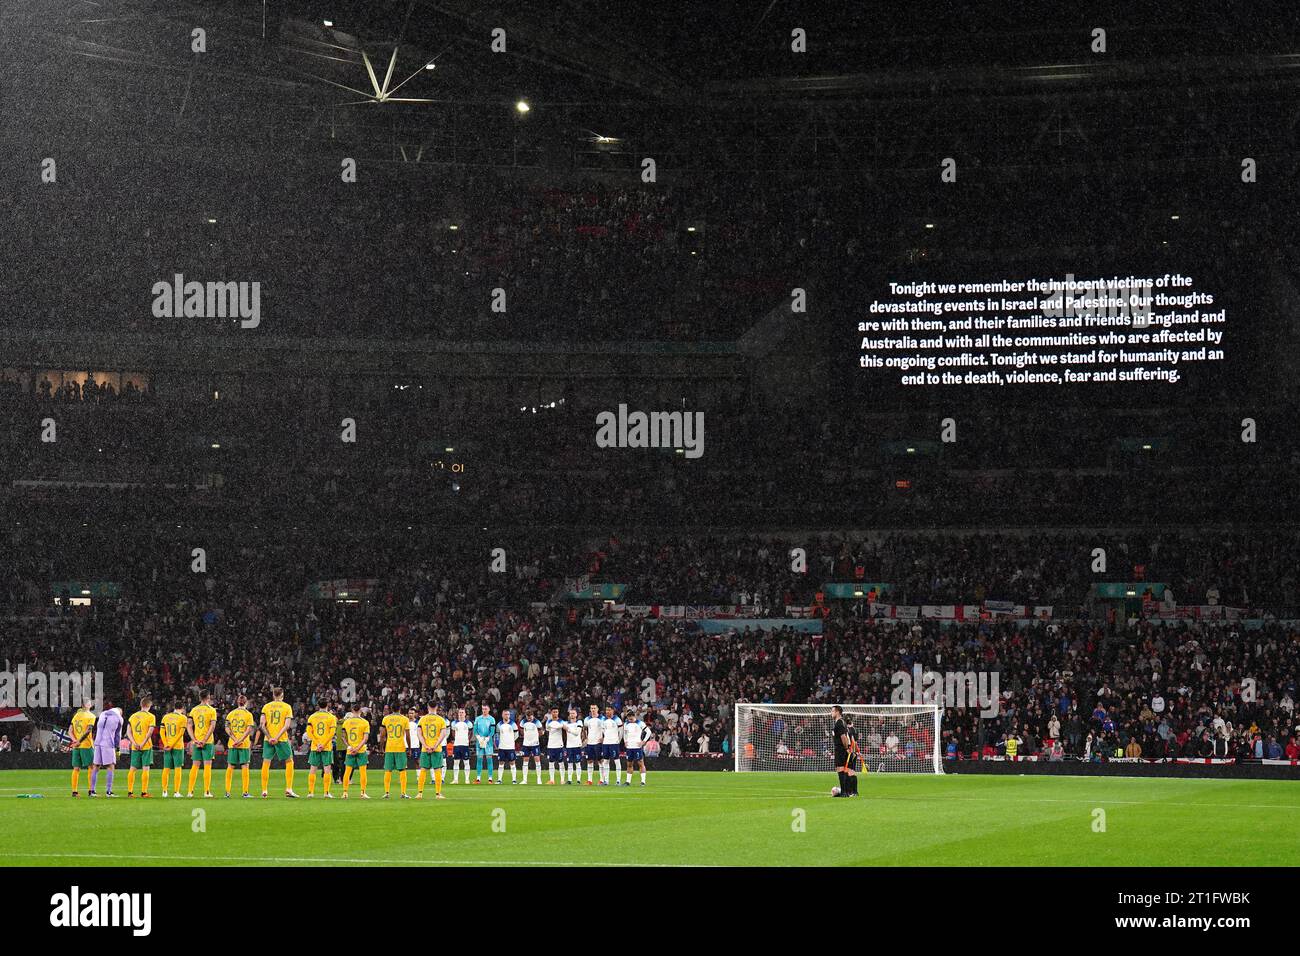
[3,543,1297,765]
[20,171,826,343]
[6,526,1300,619]
[2,372,1296,531]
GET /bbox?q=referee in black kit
[831,706,859,797]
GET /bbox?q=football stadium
[1,0,1297,930]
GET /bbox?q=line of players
[447,703,651,789]
[65,690,652,800]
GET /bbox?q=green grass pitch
[0,770,1295,866]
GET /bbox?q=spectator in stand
[3,527,1299,768]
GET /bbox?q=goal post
[733,703,943,774]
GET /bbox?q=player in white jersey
[544,707,566,784]
[496,710,519,783]
[450,709,473,784]
[599,705,623,786]
[563,709,584,784]
[583,704,603,785]
[620,709,650,786]
[519,710,544,784]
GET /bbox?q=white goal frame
[734,703,943,774]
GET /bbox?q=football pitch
[0,770,1296,867]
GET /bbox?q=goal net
[734,703,942,774]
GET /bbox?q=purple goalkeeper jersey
[94,708,123,748]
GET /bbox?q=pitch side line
[0,850,702,867]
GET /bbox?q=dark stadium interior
[2,1,1298,775]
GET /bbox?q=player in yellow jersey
[158,701,187,798]
[224,694,256,798]
[340,704,371,799]
[305,705,339,798]
[259,687,298,798]
[67,698,98,797]
[187,691,218,798]
[126,696,157,797]
[379,704,412,799]
[416,701,449,799]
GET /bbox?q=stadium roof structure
[5,0,1300,175]
[3,1,1298,351]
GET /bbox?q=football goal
[734,703,942,774]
